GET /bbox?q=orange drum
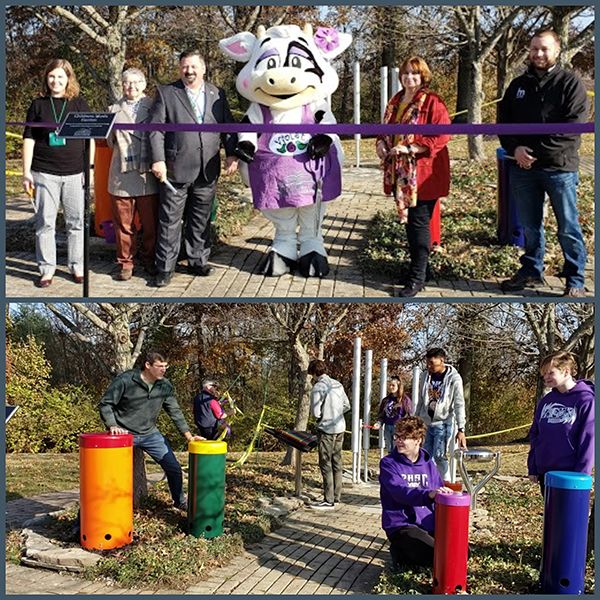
[93,144,114,237]
[79,433,133,550]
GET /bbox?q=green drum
[188,440,227,539]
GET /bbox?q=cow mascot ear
[219,30,259,62]
[311,25,352,61]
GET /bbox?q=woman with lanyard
[106,68,159,282]
[376,56,451,298]
[22,58,92,288]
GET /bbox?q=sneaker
[174,501,187,511]
[500,273,544,292]
[309,500,335,510]
[563,287,586,298]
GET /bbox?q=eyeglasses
[393,434,418,441]
[124,81,144,87]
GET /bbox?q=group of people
[379,349,594,572]
[98,352,231,510]
[22,28,589,294]
[23,51,238,289]
[377,27,588,297]
[97,346,594,576]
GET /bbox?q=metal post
[83,139,91,298]
[379,358,388,458]
[351,337,362,484]
[362,349,373,482]
[294,448,303,496]
[448,420,457,483]
[391,67,400,97]
[353,61,361,168]
[411,366,421,416]
[358,418,363,482]
[380,66,388,121]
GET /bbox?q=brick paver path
[6,165,594,299]
[5,483,386,595]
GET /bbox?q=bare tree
[453,5,523,160]
[35,6,156,102]
[46,302,180,506]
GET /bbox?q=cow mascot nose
[220,24,352,278]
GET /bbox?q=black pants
[155,171,217,273]
[405,199,438,285]
[388,525,435,567]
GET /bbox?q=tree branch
[51,6,110,47]
[81,5,110,30]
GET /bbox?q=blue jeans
[384,424,395,453]
[133,431,185,505]
[510,166,586,288]
[423,422,453,481]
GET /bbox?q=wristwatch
[458,428,464,433]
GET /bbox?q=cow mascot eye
[220,23,352,278]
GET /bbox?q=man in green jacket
[99,351,203,510]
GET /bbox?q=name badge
[49,132,66,146]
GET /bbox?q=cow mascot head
[220,24,352,277]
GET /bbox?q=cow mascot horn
[220,24,352,277]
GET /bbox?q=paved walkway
[6,164,594,299]
[5,483,386,595]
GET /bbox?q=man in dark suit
[150,50,238,287]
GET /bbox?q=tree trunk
[467,59,485,161]
[133,447,148,508]
[457,346,473,430]
[113,308,135,373]
[107,37,127,103]
[281,336,312,466]
[454,43,471,124]
[495,30,515,120]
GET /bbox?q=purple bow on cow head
[314,27,340,54]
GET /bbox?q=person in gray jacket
[308,359,351,509]
[414,348,467,480]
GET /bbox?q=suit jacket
[149,80,237,184]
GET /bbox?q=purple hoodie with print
[527,379,595,477]
[379,447,444,536]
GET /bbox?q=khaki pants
[317,431,344,504]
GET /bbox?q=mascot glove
[235,141,256,163]
[307,134,332,160]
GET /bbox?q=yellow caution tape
[6,131,21,139]
[467,422,531,440]
[7,170,22,176]
[230,403,268,468]
[449,97,502,119]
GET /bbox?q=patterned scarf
[380,88,428,223]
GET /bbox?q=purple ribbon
[7,120,594,136]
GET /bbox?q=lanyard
[50,97,67,128]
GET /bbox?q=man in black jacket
[498,29,588,297]
[150,50,238,287]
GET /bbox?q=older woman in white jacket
[107,68,159,281]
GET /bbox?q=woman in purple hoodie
[379,416,453,569]
[528,351,595,496]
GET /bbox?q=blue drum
[541,471,593,594]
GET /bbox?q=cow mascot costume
[219,24,352,277]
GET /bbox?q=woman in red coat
[376,56,451,297]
